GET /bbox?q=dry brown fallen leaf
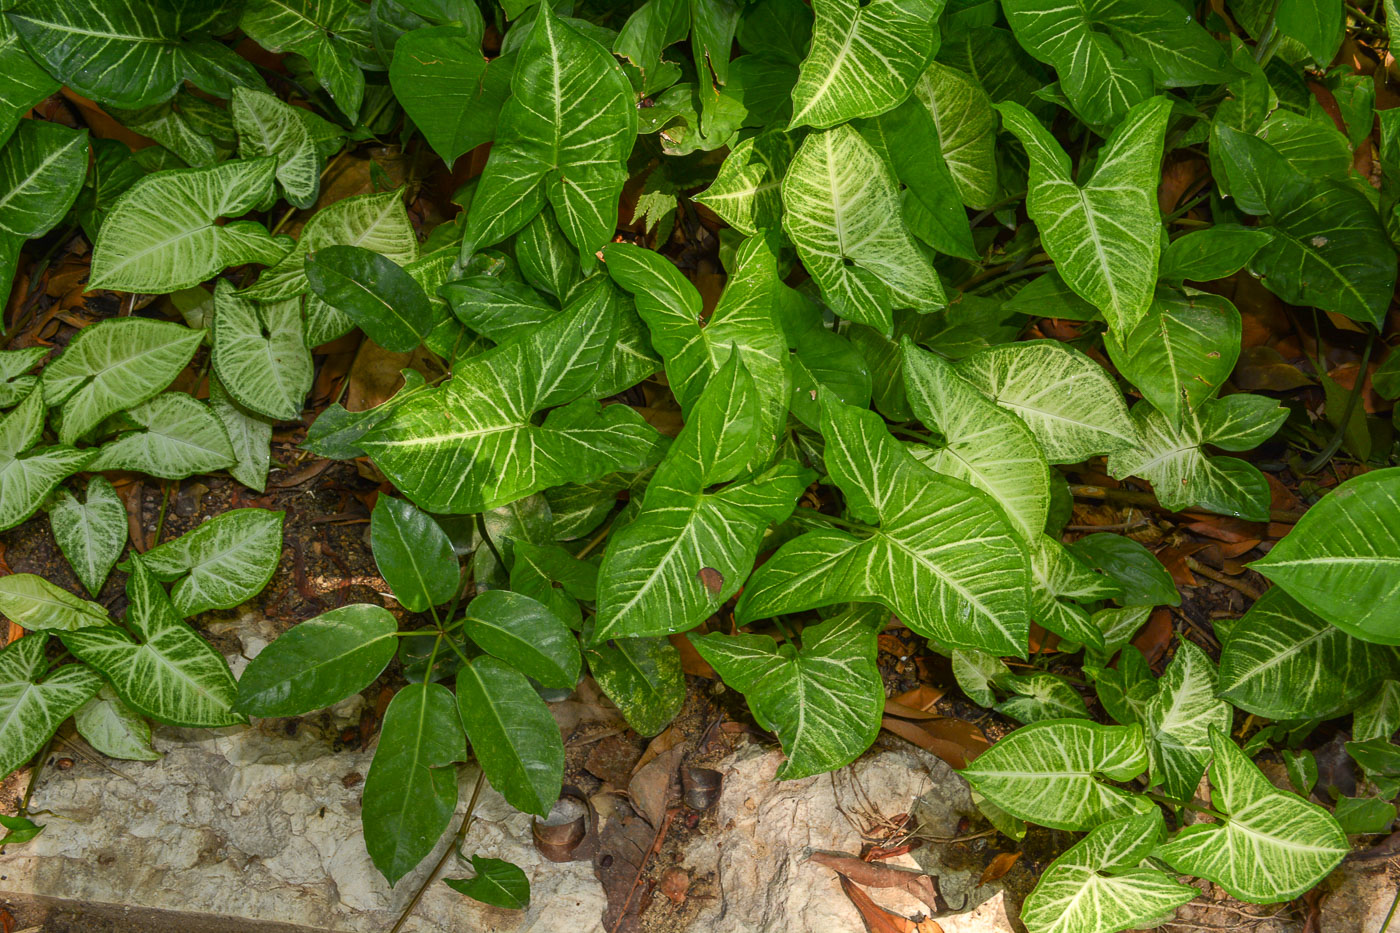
[807,851,947,915]
[838,875,944,933]
[880,716,990,770]
[884,684,946,720]
[978,851,1021,887]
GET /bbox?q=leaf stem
[388,770,489,933]
[1143,791,1228,821]
[1301,332,1375,474]
[575,520,614,560]
[789,508,876,535]
[18,735,54,818]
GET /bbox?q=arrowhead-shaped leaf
[89,393,236,480]
[446,855,530,909]
[89,158,282,293]
[736,393,1030,656]
[1021,811,1197,933]
[911,61,998,209]
[961,719,1152,830]
[0,119,88,239]
[362,681,463,884]
[462,3,636,264]
[1144,641,1232,801]
[0,389,95,532]
[361,289,664,514]
[61,558,243,728]
[1218,586,1400,719]
[690,606,884,779]
[996,96,1171,334]
[0,347,46,409]
[231,87,324,209]
[902,339,1051,540]
[133,508,284,617]
[235,604,398,718]
[41,317,204,445]
[787,0,943,129]
[455,656,564,817]
[594,352,810,642]
[1027,534,1120,648]
[1154,729,1348,903]
[209,377,273,493]
[211,281,312,421]
[239,0,373,119]
[47,476,127,596]
[73,684,159,762]
[953,340,1136,463]
[0,634,102,779]
[693,130,796,237]
[0,573,108,633]
[782,124,945,331]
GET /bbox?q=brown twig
[1184,557,1265,601]
[610,808,677,933]
[1069,484,1306,524]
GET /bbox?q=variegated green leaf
[61,558,243,728]
[737,393,1030,656]
[0,634,102,778]
[996,672,1090,724]
[788,0,944,129]
[0,19,58,147]
[133,508,284,618]
[47,476,127,596]
[1022,812,1197,933]
[693,130,796,237]
[0,119,88,239]
[1028,534,1119,648]
[902,339,1051,540]
[89,393,236,480]
[0,347,46,409]
[1218,587,1399,719]
[1354,679,1400,743]
[584,634,684,738]
[41,317,204,446]
[1144,641,1232,801]
[361,289,664,514]
[593,352,810,643]
[88,158,283,294]
[209,377,273,493]
[0,573,109,632]
[962,719,1153,831]
[691,606,884,779]
[0,389,94,532]
[73,685,159,761]
[997,96,1171,334]
[782,124,944,331]
[954,341,1136,463]
[462,4,636,264]
[911,61,998,209]
[1154,729,1348,903]
[232,87,323,209]
[211,281,312,422]
[239,0,373,120]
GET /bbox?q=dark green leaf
[371,496,459,613]
[455,656,564,817]
[305,245,436,353]
[445,855,530,909]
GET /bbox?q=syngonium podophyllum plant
[2,0,1400,925]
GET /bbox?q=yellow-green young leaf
[239,0,373,120]
[455,656,564,817]
[954,341,1136,464]
[73,685,159,761]
[996,97,1171,334]
[360,289,664,514]
[593,352,811,643]
[690,606,884,780]
[0,346,47,408]
[7,0,260,109]
[1027,534,1120,649]
[902,339,1051,540]
[0,120,88,239]
[211,282,312,422]
[209,377,273,493]
[1220,586,1400,721]
[1001,0,1232,125]
[1105,288,1243,426]
[1108,396,1286,522]
[787,0,943,129]
[0,573,109,632]
[782,124,944,331]
[461,590,580,689]
[604,237,790,463]
[88,158,283,294]
[584,635,684,737]
[0,19,59,146]
[362,682,463,885]
[235,604,398,718]
[1252,469,1400,645]
[0,390,95,532]
[231,87,323,209]
[1154,729,1348,903]
[462,4,636,265]
[88,393,236,480]
[1143,641,1231,801]
[134,508,284,618]
[1022,812,1197,933]
[41,317,204,445]
[736,393,1030,656]
[0,635,102,779]
[911,61,998,210]
[47,476,127,596]
[693,130,797,237]
[61,558,243,728]
[961,719,1153,830]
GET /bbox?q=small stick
[1069,484,1306,524]
[1184,557,1264,601]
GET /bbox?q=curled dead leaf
[879,717,990,770]
[978,851,1021,886]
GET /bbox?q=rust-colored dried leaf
[978,851,1021,886]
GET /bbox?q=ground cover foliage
[0,0,1399,929]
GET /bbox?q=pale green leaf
[239,0,373,119]
[47,476,127,596]
[1353,680,1400,743]
[0,390,95,532]
[74,685,159,761]
[209,377,273,493]
[911,61,998,209]
[211,281,312,421]
[996,672,1090,724]
[954,340,1136,463]
[134,508,285,618]
[232,87,322,209]
[0,346,46,408]
[88,393,236,480]
[961,719,1152,830]
[88,158,282,294]
[997,96,1171,334]
[693,130,796,237]
[1154,729,1348,903]
[0,634,102,778]
[0,573,109,632]
[782,124,945,331]
[1144,641,1232,800]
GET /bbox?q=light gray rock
[1322,862,1400,933]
